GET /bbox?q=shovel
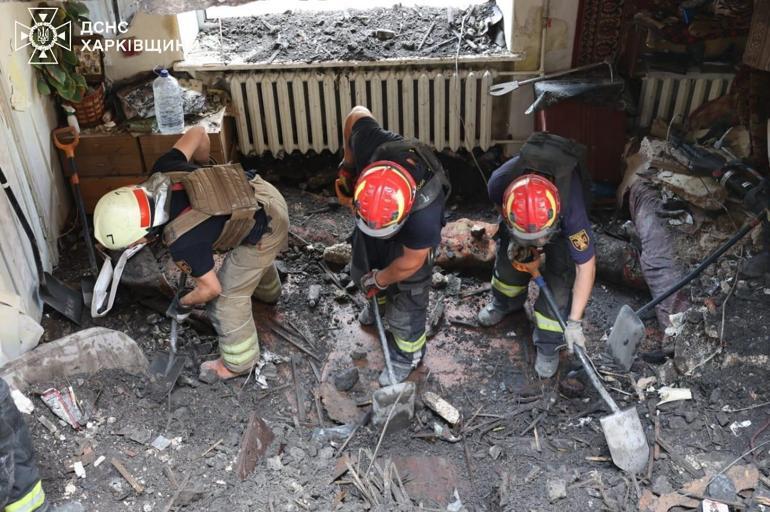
[371,298,416,434]
[147,273,188,401]
[0,167,83,324]
[607,210,766,371]
[512,253,649,473]
[531,273,650,473]
[488,59,612,96]
[53,127,99,306]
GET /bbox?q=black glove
[166,294,193,323]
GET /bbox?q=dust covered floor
[32,183,770,511]
[188,2,509,65]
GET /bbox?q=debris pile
[190,2,508,65]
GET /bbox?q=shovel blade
[147,352,186,402]
[372,382,416,434]
[607,304,645,371]
[600,407,650,474]
[41,273,83,325]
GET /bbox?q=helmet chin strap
[90,242,147,318]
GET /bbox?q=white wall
[0,2,70,319]
[498,0,580,152]
[103,12,185,82]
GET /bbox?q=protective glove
[166,294,193,323]
[360,270,387,299]
[564,319,586,354]
[335,160,355,211]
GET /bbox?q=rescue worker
[92,126,289,382]
[336,106,450,385]
[477,132,596,379]
[0,378,46,512]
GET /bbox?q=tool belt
[161,164,261,251]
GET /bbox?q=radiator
[229,68,497,156]
[637,71,734,128]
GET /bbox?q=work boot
[534,349,559,379]
[740,252,770,279]
[379,347,425,386]
[477,299,516,327]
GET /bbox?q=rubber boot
[534,349,559,379]
[378,346,425,386]
[477,298,517,327]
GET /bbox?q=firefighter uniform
[148,151,288,374]
[0,379,45,512]
[344,117,449,381]
[483,133,595,357]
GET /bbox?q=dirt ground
[26,162,770,510]
[190,2,508,65]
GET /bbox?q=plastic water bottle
[153,69,184,134]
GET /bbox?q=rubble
[322,242,352,266]
[332,367,359,392]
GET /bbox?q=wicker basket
[65,83,105,128]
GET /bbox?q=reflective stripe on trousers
[491,275,526,298]
[534,311,563,333]
[393,331,427,353]
[220,331,260,368]
[4,481,44,512]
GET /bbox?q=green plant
[31,1,90,103]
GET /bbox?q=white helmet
[93,186,154,250]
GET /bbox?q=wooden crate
[80,176,146,213]
[138,116,235,172]
[61,133,145,177]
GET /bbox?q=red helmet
[502,173,561,244]
[354,161,417,238]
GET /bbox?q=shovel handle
[636,210,765,317]
[53,126,80,159]
[372,298,397,386]
[533,275,621,413]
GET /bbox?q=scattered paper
[10,388,34,415]
[657,386,692,406]
[40,387,84,429]
[151,435,172,451]
[729,420,752,436]
[73,461,86,479]
[702,498,729,512]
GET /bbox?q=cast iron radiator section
[228,69,497,156]
[637,71,735,128]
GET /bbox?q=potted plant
[31,2,106,127]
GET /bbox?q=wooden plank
[63,133,143,177]
[111,458,144,494]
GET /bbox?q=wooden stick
[417,20,436,50]
[270,326,321,362]
[162,472,191,512]
[200,438,223,458]
[291,356,306,425]
[111,458,144,494]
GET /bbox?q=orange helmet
[354,161,416,238]
[502,174,561,244]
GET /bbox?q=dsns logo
[14,7,72,65]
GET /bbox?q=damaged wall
[0,2,70,319]
[104,12,188,82]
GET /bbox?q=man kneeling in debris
[336,106,450,385]
[477,132,596,379]
[93,126,289,382]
